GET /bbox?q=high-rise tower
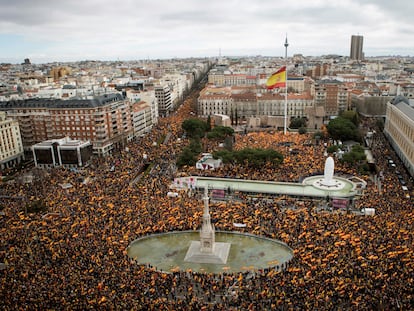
[350,35,364,61]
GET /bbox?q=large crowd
[0,90,413,310]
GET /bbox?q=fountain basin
[302,175,356,195]
[127,231,293,274]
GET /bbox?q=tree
[313,131,326,140]
[206,115,212,132]
[328,145,340,154]
[206,126,235,140]
[341,144,367,173]
[326,117,359,141]
[289,117,307,129]
[298,127,307,135]
[189,138,202,154]
[176,147,198,168]
[212,150,233,163]
[182,118,208,139]
[213,148,283,168]
[340,110,359,127]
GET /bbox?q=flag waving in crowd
[266,66,286,89]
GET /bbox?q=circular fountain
[310,156,347,190]
[302,156,355,193]
[127,231,293,274]
[127,188,293,274]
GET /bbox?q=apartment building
[130,101,155,137]
[384,96,414,177]
[0,111,24,170]
[155,85,172,116]
[314,80,350,117]
[0,94,135,156]
[126,89,159,127]
[305,63,330,79]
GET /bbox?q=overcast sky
[0,0,413,63]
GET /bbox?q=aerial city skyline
[1,2,414,309]
[0,0,413,63]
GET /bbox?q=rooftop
[0,93,124,109]
[392,96,414,121]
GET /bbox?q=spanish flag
[266,66,286,89]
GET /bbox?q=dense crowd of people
[0,91,413,310]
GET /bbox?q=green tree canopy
[289,117,307,129]
[340,110,359,126]
[313,131,326,140]
[213,148,283,168]
[182,118,208,139]
[341,144,366,167]
[206,115,212,132]
[176,147,198,168]
[212,149,234,163]
[206,126,235,140]
[327,145,339,154]
[188,138,202,154]
[327,117,359,141]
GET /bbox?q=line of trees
[213,148,283,169]
[177,117,284,169]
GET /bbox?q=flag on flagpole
[266,66,286,89]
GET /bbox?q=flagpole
[284,35,288,135]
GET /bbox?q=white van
[402,186,410,198]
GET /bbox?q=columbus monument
[184,187,231,264]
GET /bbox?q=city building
[130,101,155,137]
[384,96,414,177]
[197,87,233,117]
[0,111,24,170]
[314,80,350,117]
[155,85,172,116]
[0,94,135,156]
[350,35,364,61]
[32,137,92,168]
[198,86,314,123]
[305,63,331,79]
[211,114,231,127]
[49,66,72,82]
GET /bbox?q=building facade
[198,87,233,117]
[314,80,350,117]
[198,86,314,122]
[0,111,24,170]
[384,96,414,177]
[32,137,92,168]
[0,94,146,156]
[350,35,364,61]
[130,102,155,137]
[155,85,172,116]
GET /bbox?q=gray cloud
[0,0,412,62]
